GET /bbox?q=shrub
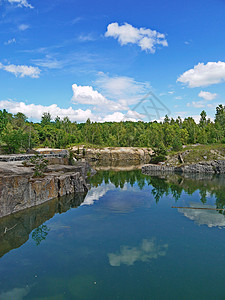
[30,155,48,177]
[151,143,168,164]
[172,136,183,151]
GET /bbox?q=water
[0,170,225,299]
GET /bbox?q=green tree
[41,112,51,126]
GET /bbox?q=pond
[0,170,225,299]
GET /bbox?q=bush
[30,155,48,177]
[151,143,167,164]
[172,136,183,151]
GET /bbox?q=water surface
[0,170,225,299]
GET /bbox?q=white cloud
[0,100,94,122]
[78,34,96,42]
[186,90,217,110]
[0,99,146,123]
[108,238,168,267]
[72,84,108,106]
[18,24,29,31]
[102,112,125,122]
[187,101,205,108]
[187,101,216,109]
[198,91,217,101]
[32,55,63,69]
[177,61,225,88]
[0,63,40,78]
[4,38,16,45]
[8,0,33,8]
[71,83,127,111]
[178,202,225,228]
[105,22,168,53]
[95,73,151,108]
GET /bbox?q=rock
[0,152,69,165]
[142,160,225,175]
[72,147,153,163]
[0,161,95,218]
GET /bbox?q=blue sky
[0,0,225,122]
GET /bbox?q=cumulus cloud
[8,0,33,8]
[105,22,168,53]
[71,83,127,111]
[0,63,40,78]
[177,61,225,88]
[178,202,225,228]
[0,99,144,123]
[18,24,29,31]
[108,238,168,267]
[72,84,108,106]
[0,100,94,122]
[198,91,217,101]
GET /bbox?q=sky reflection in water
[1,170,225,299]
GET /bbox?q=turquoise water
[1,170,225,299]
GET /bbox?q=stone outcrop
[0,150,69,165]
[142,160,225,175]
[72,146,153,163]
[0,161,95,218]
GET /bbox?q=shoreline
[142,160,225,175]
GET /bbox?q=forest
[0,104,225,154]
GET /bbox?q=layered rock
[72,146,153,163]
[142,160,225,175]
[0,161,95,218]
[0,151,69,165]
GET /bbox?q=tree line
[0,105,225,154]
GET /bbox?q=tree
[150,143,167,164]
[172,136,183,151]
[41,112,51,126]
[0,109,9,133]
[199,110,207,128]
[1,123,24,153]
[14,112,27,128]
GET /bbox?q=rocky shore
[142,160,225,175]
[72,146,153,163]
[0,159,95,218]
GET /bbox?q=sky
[0,0,225,123]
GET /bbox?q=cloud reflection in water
[108,238,168,267]
[178,202,225,228]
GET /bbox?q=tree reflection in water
[89,170,225,210]
[32,224,50,246]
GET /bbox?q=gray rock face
[0,162,94,218]
[0,151,69,162]
[142,160,225,175]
